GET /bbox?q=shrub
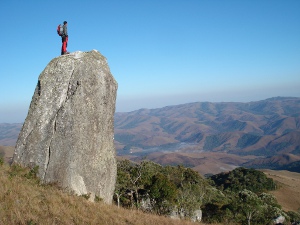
[210,167,277,193]
[9,164,26,178]
[25,166,39,179]
[80,193,91,200]
[287,211,300,223]
[95,195,103,202]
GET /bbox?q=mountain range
[1,97,300,174]
[114,97,300,174]
[115,97,300,153]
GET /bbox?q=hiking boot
[62,51,70,55]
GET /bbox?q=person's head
[63,21,67,25]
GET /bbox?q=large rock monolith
[13,50,118,203]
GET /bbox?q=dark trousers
[61,36,68,55]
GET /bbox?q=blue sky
[0,1,299,123]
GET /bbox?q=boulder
[13,50,118,203]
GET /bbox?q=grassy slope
[263,169,300,212]
[0,163,196,225]
[1,146,299,224]
[0,146,14,164]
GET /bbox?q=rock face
[13,50,118,203]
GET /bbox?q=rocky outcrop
[13,50,118,203]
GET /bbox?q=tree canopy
[114,160,297,224]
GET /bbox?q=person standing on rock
[61,21,69,55]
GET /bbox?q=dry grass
[262,169,300,212]
[0,163,196,225]
[0,146,14,164]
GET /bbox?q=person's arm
[64,25,68,37]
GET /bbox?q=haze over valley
[2,97,300,175]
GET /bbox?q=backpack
[57,24,64,36]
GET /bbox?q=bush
[210,167,277,193]
[9,164,26,178]
[25,166,39,179]
[80,193,91,200]
[0,149,4,166]
[287,211,300,223]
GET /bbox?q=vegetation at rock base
[114,160,216,219]
[0,161,195,225]
[115,160,300,224]
[1,156,300,225]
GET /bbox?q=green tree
[287,211,300,223]
[164,165,214,218]
[220,193,243,223]
[201,203,223,223]
[115,160,131,207]
[115,160,162,209]
[210,167,277,194]
[238,189,263,225]
[147,173,177,215]
[176,168,206,218]
[257,193,288,225]
[114,162,131,208]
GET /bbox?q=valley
[1,97,300,175]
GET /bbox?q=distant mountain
[0,145,14,164]
[115,97,300,157]
[1,97,300,174]
[0,123,22,146]
[127,151,246,175]
[277,160,300,173]
[242,153,300,169]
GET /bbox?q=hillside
[263,169,300,212]
[0,162,195,225]
[1,97,300,174]
[2,159,299,225]
[0,123,22,146]
[114,97,300,172]
[114,97,300,156]
[121,152,256,175]
[0,146,14,164]
[243,153,300,170]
